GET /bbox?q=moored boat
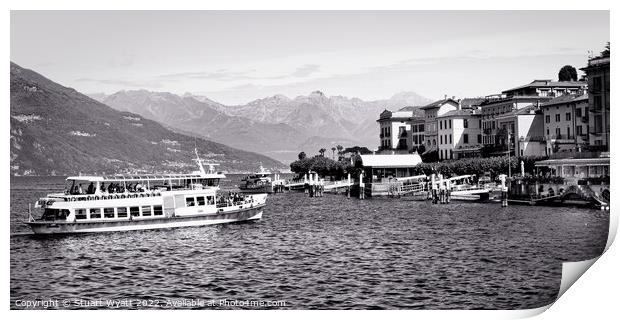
[25,151,267,234]
[239,165,275,194]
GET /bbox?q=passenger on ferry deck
[86,182,94,194]
[136,183,143,192]
[78,184,84,195]
[107,183,116,194]
[100,183,106,193]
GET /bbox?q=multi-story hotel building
[581,53,610,150]
[377,109,424,152]
[494,104,546,157]
[419,98,459,151]
[480,79,587,156]
[436,109,483,160]
[540,93,589,156]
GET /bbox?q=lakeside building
[494,104,546,157]
[360,153,423,197]
[581,54,610,150]
[377,108,424,153]
[540,93,589,156]
[533,155,610,204]
[481,80,587,156]
[420,98,460,152]
[436,109,483,160]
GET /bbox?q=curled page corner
[541,208,616,314]
[557,257,599,300]
[604,205,617,252]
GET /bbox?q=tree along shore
[289,154,548,180]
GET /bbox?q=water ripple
[10,176,608,309]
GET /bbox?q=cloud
[155,70,254,81]
[75,77,163,88]
[290,64,320,77]
[154,64,321,82]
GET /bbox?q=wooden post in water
[446,179,451,203]
[359,172,365,199]
[347,173,351,198]
[431,174,437,204]
[499,174,508,207]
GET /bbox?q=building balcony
[519,136,545,142]
[549,135,576,144]
[455,144,483,151]
[548,150,606,160]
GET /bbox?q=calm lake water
[10,176,609,310]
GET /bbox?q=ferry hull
[26,205,264,234]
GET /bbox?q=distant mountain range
[10,62,285,176]
[94,89,431,163]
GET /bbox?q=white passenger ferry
[26,151,267,234]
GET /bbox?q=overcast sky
[11,11,609,105]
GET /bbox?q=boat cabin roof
[66,172,225,183]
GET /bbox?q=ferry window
[186,197,196,207]
[206,196,214,205]
[130,206,140,217]
[104,208,115,218]
[75,209,87,220]
[43,209,69,221]
[153,205,163,216]
[89,208,101,219]
[142,206,152,216]
[197,196,206,206]
[117,207,128,218]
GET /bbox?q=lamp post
[507,131,512,178]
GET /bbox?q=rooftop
[495,104,540,119]
[360,154,423,168]
[535,157,609,167]
[419,98,459,110]
[480,95,551,107]
[437,109,480,118]
[459,97,486,109]
[377,108,423,122]
[581,55,610,70]
[398,106,425,116]
[540,93,588,107]
[502,80,586,94]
